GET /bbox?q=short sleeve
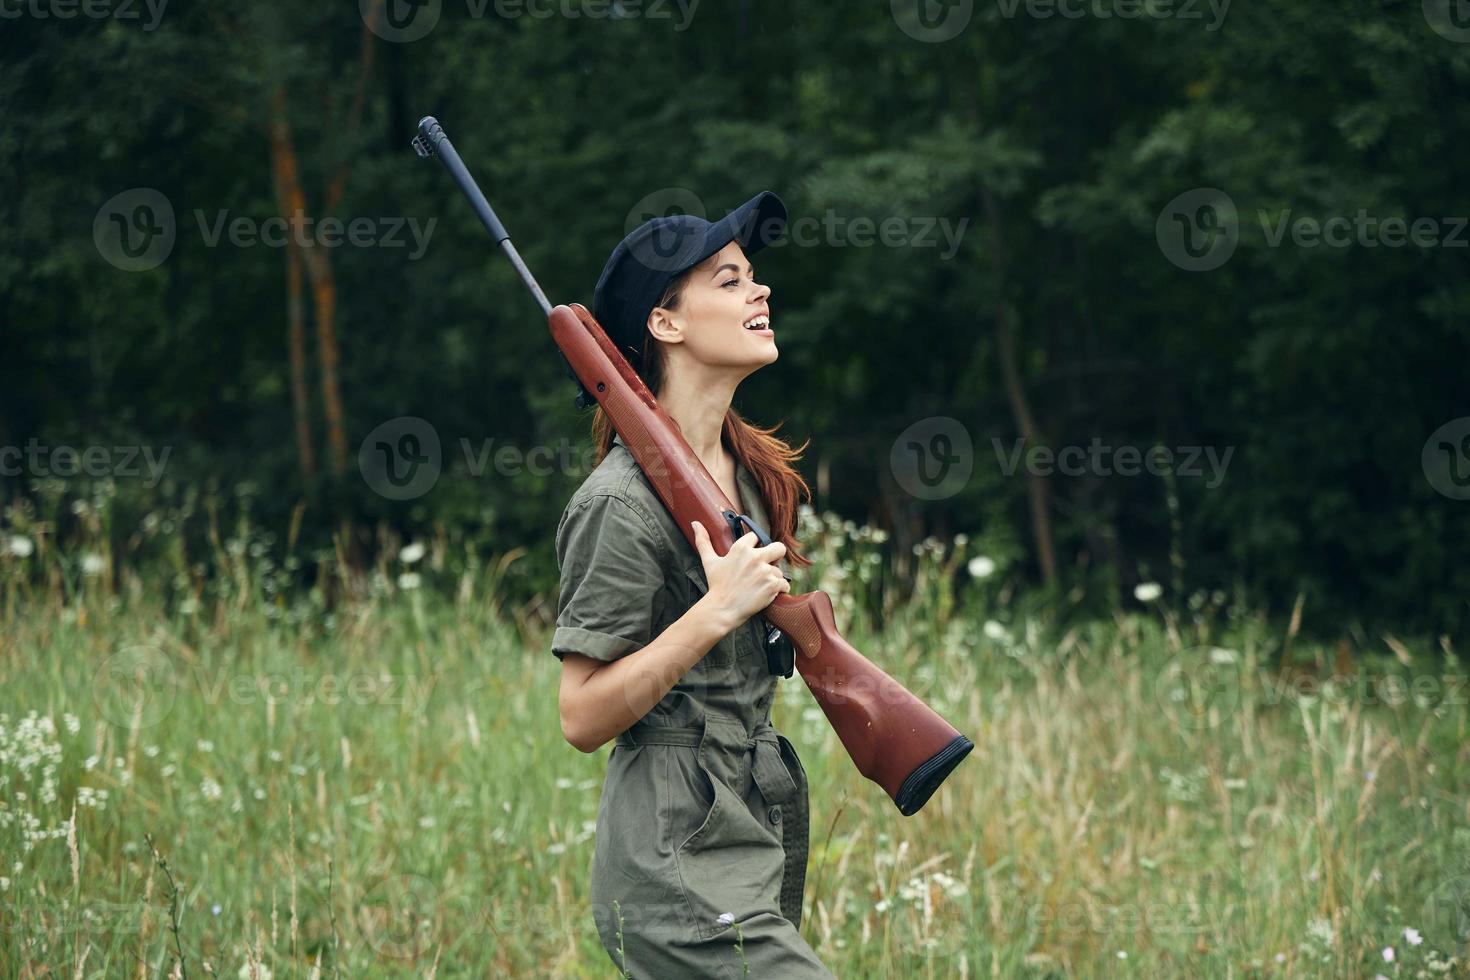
[551,492,668,663]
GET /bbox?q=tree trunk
[285,247,315,481]
[982,187,1058,585]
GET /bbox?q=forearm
[563,595,739,752]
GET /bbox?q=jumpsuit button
[768,805,782,824]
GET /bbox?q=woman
[550,191,834,977]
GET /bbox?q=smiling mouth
[743,314,772,332]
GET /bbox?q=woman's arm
[558,593,739,753]
[558,520,789,753]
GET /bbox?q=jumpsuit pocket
[672,728,785,939]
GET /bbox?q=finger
[691,521,713,559]
[755,540,787,561]
[732,530,758,551]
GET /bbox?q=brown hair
[590,267,813,569]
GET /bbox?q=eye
[722,278,739,288]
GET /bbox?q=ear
[647,306,684,344]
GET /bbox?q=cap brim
[696,191,787,268]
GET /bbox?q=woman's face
[647,241,776,376]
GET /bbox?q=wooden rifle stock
[413,115,971,814]
[551,304,973,815]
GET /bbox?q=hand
[690,520,790,627]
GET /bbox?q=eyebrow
[709,263,754,279]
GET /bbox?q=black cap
[581,191,787,405]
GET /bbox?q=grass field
[1,508,1466,978]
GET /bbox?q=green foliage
[1,0,1465,636]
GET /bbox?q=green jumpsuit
[552,432,834,978]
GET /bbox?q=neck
[657,364,739,473]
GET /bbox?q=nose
[753,280,772,303]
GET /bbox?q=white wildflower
[1134,582,1163,602]
[1382,947,1394,963]
[983,620,1008,642]
[7,536,34,558]
[81,554,106,576]
[398,542,426,564]
[397,572,421,591]
[967,556,996,580]
[200,777,222,801]
[716,912,735,926]
[1404,927,1422,946]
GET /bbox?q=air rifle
[413,116,973,815]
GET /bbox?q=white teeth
[744,315,770,330]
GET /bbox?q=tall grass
[0,499,1465,978]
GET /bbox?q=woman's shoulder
[560,442,670,543]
